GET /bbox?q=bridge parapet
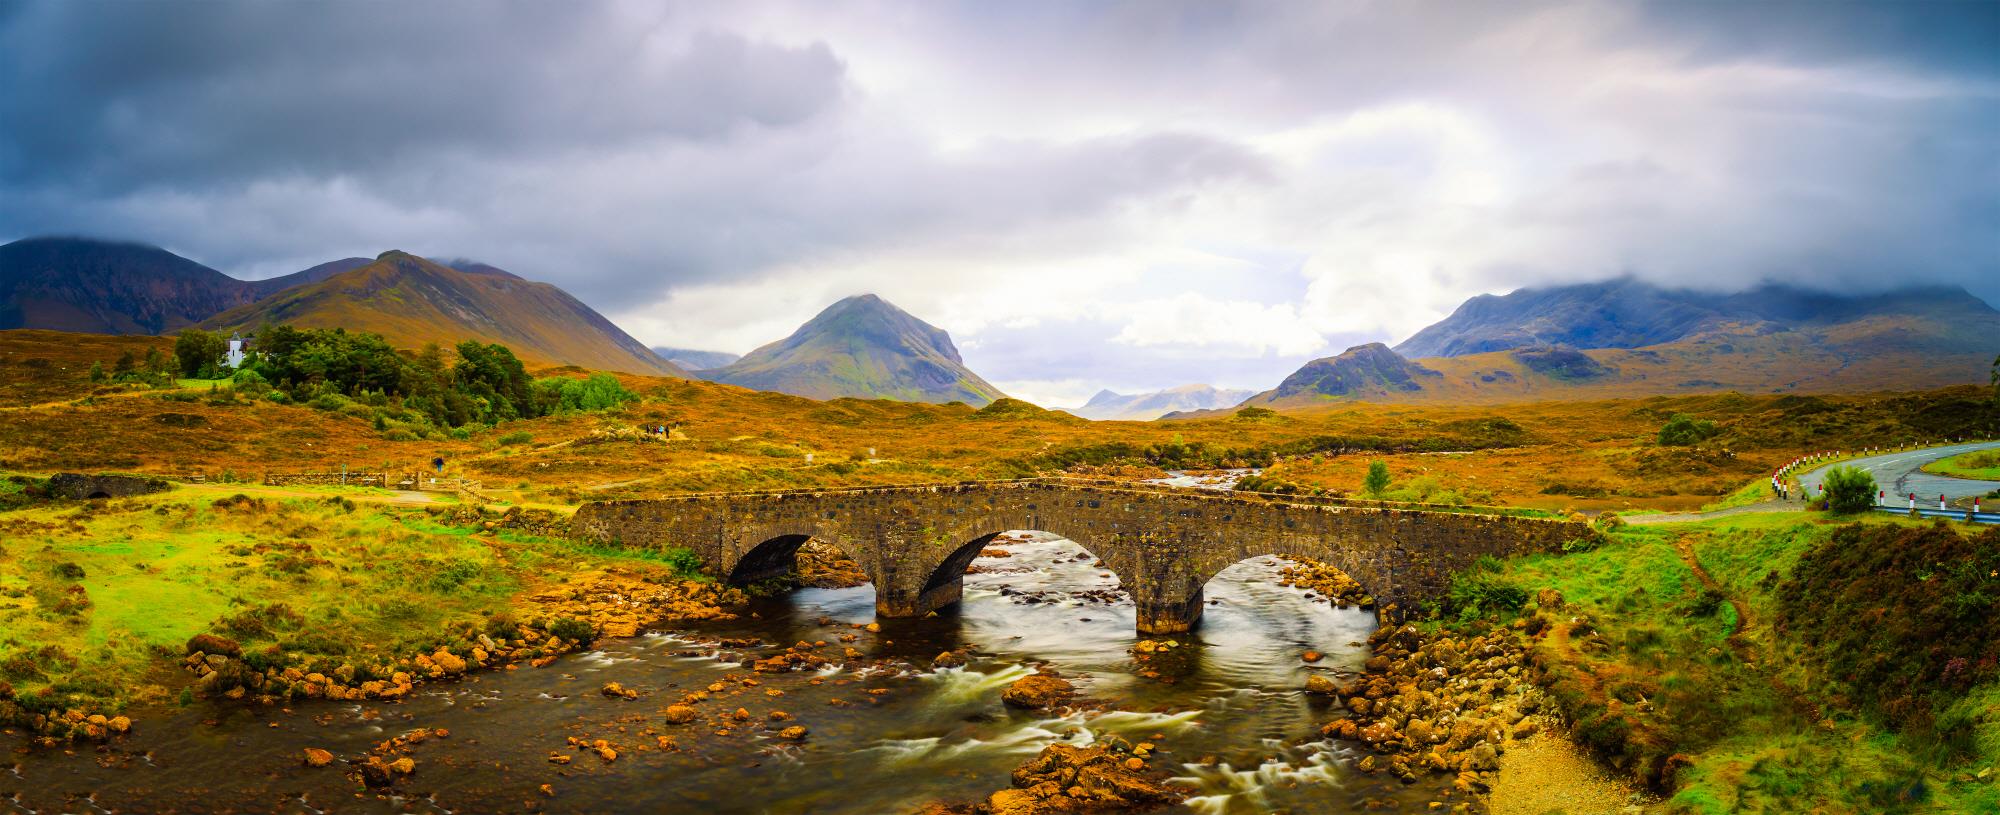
[571,479,1589,633]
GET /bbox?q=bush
[1822,465,1877,514]
[545,616,597,645]
[497,431,534,446]
[659,547,706,578]
[1657,413,1719,446]
[1776,523,2000,750]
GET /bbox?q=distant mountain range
[200,251,688,377]
[13,235,1995,409]
[1234,280,2000,409]
[0,237,350,334]
[1066,384,1254,421]
[652,347,740,371]
[700,294,1005,406]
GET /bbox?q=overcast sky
[2,1,1995,406]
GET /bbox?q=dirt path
[1673,536,1757,665]
[1488,732,1637,815]
[1670,535,1819,720]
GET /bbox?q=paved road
[1797,440,2000,506]
[1628,440,2000,524]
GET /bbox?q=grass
[0,484,690,715]
[1924,449,2000,481]
[1469,513,2000,812]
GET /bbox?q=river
[3,532,1447,814]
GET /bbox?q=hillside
[653,347,740,371]
[246,257,371,299]
[200,251,689,377]
[0,237,386,334]
[702,294,1004,405]
[1068,384,1254,420]
[1394,277,1995,358]
[1229,283,2000,409]
[0,237,262,334]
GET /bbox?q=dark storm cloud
[1635,0,2000,79]
[0,2,845,191]
[0,0,1994,400]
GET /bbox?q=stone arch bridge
[570,479,1590,634]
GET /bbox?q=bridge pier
[1135,586,1204,635]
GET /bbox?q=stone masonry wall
[572,480,1591,634]
[47,473,173,500]
[263,472,388,488]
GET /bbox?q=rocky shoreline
[1312,622,1557,813]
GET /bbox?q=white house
[225,335,247,369]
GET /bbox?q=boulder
[663,704,698,724]
[1001,674,1076,710]
[1305,674,1338,695]
[185,633,241,658]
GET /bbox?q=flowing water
[2,533,1450,814]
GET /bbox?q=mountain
[1231,283,2000,409]
[702,294,1004,405]
[200,250,688,377]
[1067,384,1255,421]
[1243,343,1444,406]
[0,236,259,334]
[652,347,740,371]
[247,257,371,299]
[0,237,385,334]
[1395,277,1993,358]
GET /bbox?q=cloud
[1,0,1994,396]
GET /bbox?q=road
[1797,440,2000,506]
[1627,440,2000,524]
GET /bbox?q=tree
[88,361,106,383]
[1657,413,1719,446]
[1823,465,1878,514]
[1991,353,1999,401]
[1363,460,1391,497]
[174,328,228,378]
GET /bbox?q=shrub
[1776,523,2000,752]
[1822,465,1877,514]
[661,547,705,578]
[428,558,486,592]
[1657,413,1719,446]
[497,431,534,446]
[545,616,597,645]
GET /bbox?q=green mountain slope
[703,294,1005,405]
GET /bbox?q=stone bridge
[569,479,1591,634]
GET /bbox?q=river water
[2,533,1447,814]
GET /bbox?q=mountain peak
[704,294,1004,405]
[1254,343,1441,404]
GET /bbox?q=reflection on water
[3,533,1443,814]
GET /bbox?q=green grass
[1697,477,1778,512]
[1923,449,2000,481]
[0,483,691,714]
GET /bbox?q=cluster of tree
[247,326,639,429]
[1657,413,1720,446]
[87,346,177,387]
[174,329,233,379]
[113,326,639,436]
